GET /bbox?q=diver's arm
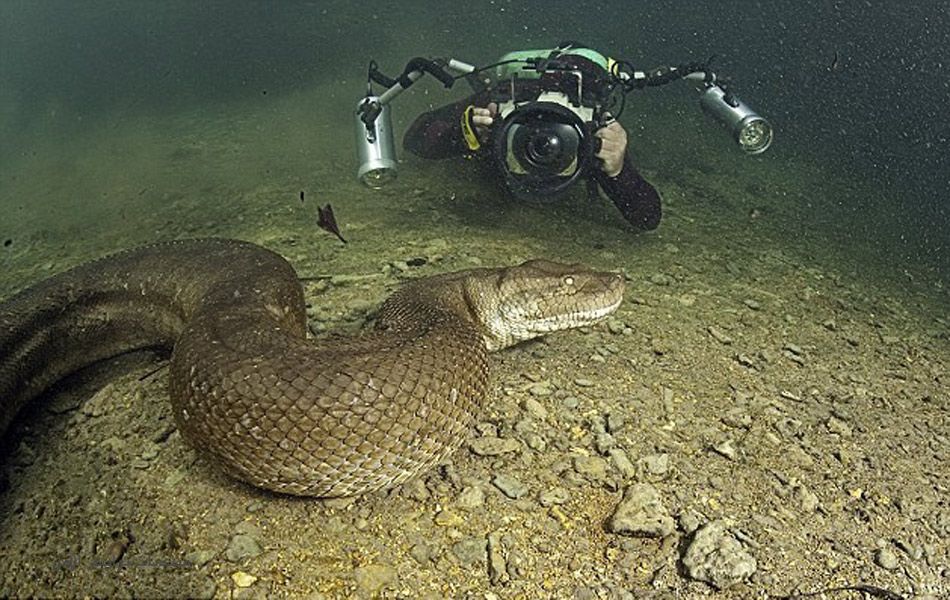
[593,155,662,231]
[403,93,491,159]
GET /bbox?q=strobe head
[699,84,773,155]
[355,96,397,188]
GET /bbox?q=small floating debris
[316,203,347,244]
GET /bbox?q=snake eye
[563,276,575,287]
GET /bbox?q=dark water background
[1,0,947,276]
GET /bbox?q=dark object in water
[299,190,305,203]
[317,203,347,244]
[3,239,11,247]
[776,583,905,600]
[828,50,841,72]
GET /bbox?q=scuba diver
[355,43,772,233]
[402,48,662,231]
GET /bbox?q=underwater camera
[354,44,773,197]
[493,98,592,199]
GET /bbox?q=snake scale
[0,239,623,497]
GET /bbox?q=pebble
[608,448,638,480]
[679,510,703,535]
[528,382,555,396]
[538,487,571,507]
[231,571,257,588]
[640,453,670,477]
[573,455,608,480]
[779,390,802,402]
[493,474,529,499]
[894,538,922,561]
[401,477,430,502]
[826,416,853,437]
[353,564,397,596]
[606,483,675,538]
[721,409,753,430]
[606,319,626,335]
[594,433,615,454]
[196,577,217,599]
[434,510,464,527]
[507,547,528,580]
[561,395,580,410]
[743,299,762,311]
[140,444,160,461]
[522,398,548,420]
[452,537,487,566]
[185,549,216,567]
[708,326,734,345]
[606,410,625,433]
[102,532,130,564]
[574,586,597,600]
[470,437,521,456]
[225,534,263,562]
[783,343,804,356]
[681,520,757,590]
[792,484,820,512]
[736,354,756,368]
[456,485,485,510]
[487,533,508,585]
[410,542,434,565]
[524,433,546,451]
[343,298,374,320]
[573,378,595,388]
[875,547,900,571]
[712,439,738,461]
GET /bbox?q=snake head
[471,259,625,351]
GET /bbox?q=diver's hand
[472,102,498,141]
[595,120,628,177]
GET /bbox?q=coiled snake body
[0,239,623,497]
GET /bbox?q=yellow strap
[461,105,481,151]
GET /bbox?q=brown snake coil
[0,239,624,497]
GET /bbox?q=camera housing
[493,93,596,200]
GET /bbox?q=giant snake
[0,239,623,497]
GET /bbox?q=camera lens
[526,131,561,165]
[512,122,579,175]
[494,101,593,200]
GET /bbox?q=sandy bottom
[0,90,947,599]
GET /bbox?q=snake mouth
[528,279,624,334]
[580,291,624,322]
